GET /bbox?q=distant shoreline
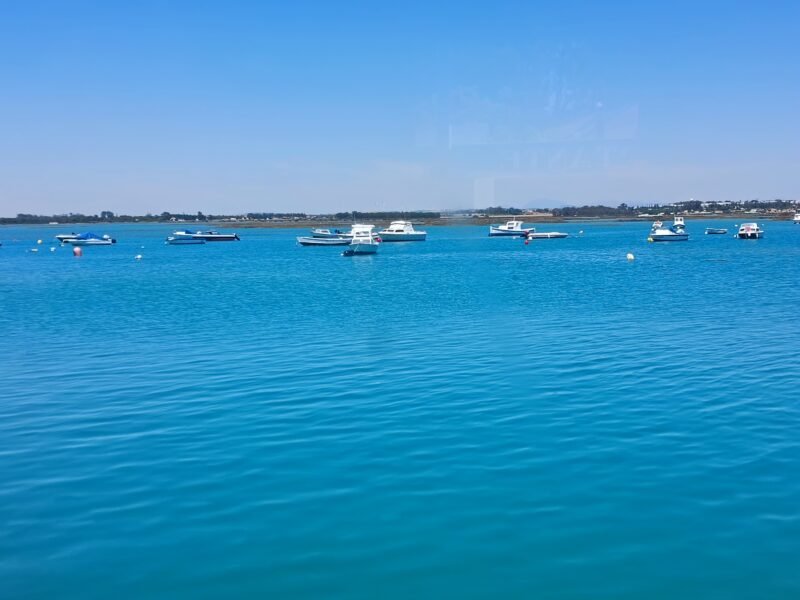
[2,212,795,229]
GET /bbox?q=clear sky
[1,1,798,216]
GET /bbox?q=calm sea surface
[2,221,799,598]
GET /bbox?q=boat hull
[738,232,763,239]
[650,233,689,242]
[172,232,239,241]
[343,243,378,255]
[67,239,115,246]
[377,232,426,241]
[166,237,206,245]
[705,228,728,235]
[526,232,568,239]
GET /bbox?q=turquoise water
[2,221,799,598]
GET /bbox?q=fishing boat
[704,227,728,235]
[310,228,348,238]
[63,233,116,246]
[489,220,533,237]
[172,230,240,241]
[377,221,426,241]
[166,236,206,245]
[297,236,352,246]
[525,229,568,240]
[343,225,379,255]
[737,223,763,239]
[648,217,689,242]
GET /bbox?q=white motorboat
[793,213,800,224]
[310,228,348,238]
[343,225,379,255]
[489,220,533,237]
[55,233,79,242]
[377,221,427,241]
[64,233,116,246]
[525,229,568,240]
[172,230,240,241]
[166,236,206,245]
[648,217,689,242]
[704,227,728,235]
[737,223,763,239]
[297,236,352,246]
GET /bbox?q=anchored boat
[377,221,426,241]
[166,236,206,245]
[737,223,763,239]
[63,233,116,246]
[310,228,348,238]
[343,225,379,255]
[172,230,240,242]
[525,229,568,240]
[489,220,533,237]
[297,236,352,246]
[704,227,728,235]
[649,217,689,242]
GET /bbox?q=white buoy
[73,246,82,257]
[134,254,143,260]
[37,239,42,244]
[50,247,56,252]
[579,230,584,235]
[626,253,635,261]
[30,248,39,253]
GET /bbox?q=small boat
[793,213,800,224]
[737,223,763,239]
[343,225,379,255]
[704,227,728,235]
[166,236,206,245]
[648,217,688,242]
[55,233,79,242]
[310,228,348,238]
[525,229,568,240]
[172,230,240,241]
[377,220,427,241]
[64,233,116,246]
[297,236,352,246]
[489,220,533,237]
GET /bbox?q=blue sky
[1,1,798,216]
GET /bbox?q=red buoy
[73,246,82,257]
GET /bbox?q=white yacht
[737,223,763,239]
[489,220,533,237]
[793,213,800,224]
[649,217,689,242]
[377,221,426,241]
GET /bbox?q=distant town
[2,199,797,225]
